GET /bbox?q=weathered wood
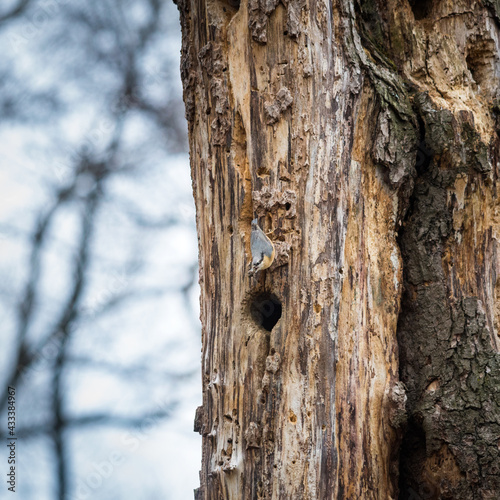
[391,2,500,496]
[176,0,500,497]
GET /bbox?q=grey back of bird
[251,219,273,269]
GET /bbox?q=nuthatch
[249,218,275,276]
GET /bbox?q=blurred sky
[0,1,201,499]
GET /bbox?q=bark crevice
[397,93,500,498]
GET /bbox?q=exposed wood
[176,0,500,497]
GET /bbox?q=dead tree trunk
[176,0,500,497]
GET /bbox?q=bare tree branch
[2,408,174,440]
[1,182,77,409]
[66,356,197,380]
[0,1,195,497]
[0,0,31,23]
[52,184,102,500]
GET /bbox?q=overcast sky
[0,1,201,498]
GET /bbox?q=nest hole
[409,0,432,20]
[250,292,282,332]
[221,0,240,11]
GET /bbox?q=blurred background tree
[0,1,200,498]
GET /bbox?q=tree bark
[176,0,500,498]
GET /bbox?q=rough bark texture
[176,0,500,498]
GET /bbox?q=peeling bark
[176,0,500,497]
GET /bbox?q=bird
[249,218,275,277]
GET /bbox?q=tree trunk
[176,0,500,498]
